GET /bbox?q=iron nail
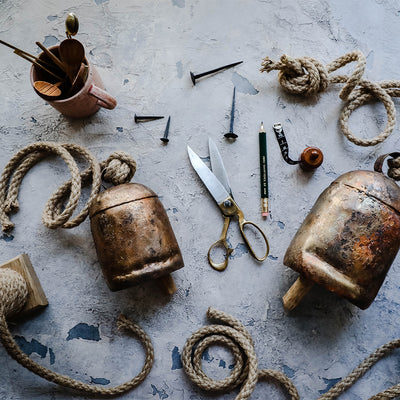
[190,61,243,85]
[224,86,238,139]
[134,114,164,123]
[160,116,171,143]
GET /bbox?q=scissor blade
[208,138,233,196]
[188,146,230,205]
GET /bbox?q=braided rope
[260,51,400,146]
[0,142,137,233]
[182,308,400,399]
[0,268,153,396]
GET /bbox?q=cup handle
[88,84,117,110]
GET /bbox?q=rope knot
[261,54,330,96]
[101,152,137,186]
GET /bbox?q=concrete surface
[1,1,400,399]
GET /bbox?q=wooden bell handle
[157,274,177,295]
[282,275,314,311]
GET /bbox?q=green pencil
[259,122,269,217]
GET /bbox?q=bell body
[89,183,184,291]
[284,170,400,309]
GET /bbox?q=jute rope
[0,143,154,395]
[260,50,400,147]
[0,267,154,396]
[0,142,137,233]
[183,307,400,399]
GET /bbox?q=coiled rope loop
[260,50,400,147]
[182,307,299,400]
[0,267,154,396]
[0,142,137,233]
[183,308,400,399]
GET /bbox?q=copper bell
[89,183,184,294]
[283,154,400,310]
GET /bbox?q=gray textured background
[1,1,400,399]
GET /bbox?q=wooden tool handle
[157,274,177,295]
[36,41,66,72]
[282,275,314,311]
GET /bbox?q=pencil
[259,122,269,217]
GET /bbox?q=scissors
[187,138,269,271]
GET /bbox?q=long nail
[134,114,164,123]
[190,61,243,85]
[160,116,171,143]
[224,87,238,139]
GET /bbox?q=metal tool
[190,61,243,85]
[272,123,323,170]
[160,116,171,143]
[224,87,238,139]
[134,114,164,123]
[188,138,269,271]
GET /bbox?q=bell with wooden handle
[89,183,184,294]
[283,153,400,310]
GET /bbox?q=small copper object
[299,146,323,170]
[89,183,184,294]
[272,123,323,170]
[283,153,400,310]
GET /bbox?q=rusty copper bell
[89,183,184,293]
[283,154,400,310]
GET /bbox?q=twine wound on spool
[183,308,400,399]
[0,142,137,233]
[261,50,400,147]
[0,254,154,396]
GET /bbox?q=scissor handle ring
[239,219,269,262]
[208,238,234,271]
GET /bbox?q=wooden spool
[0,254,48,318]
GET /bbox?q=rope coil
[182,308,400,399]
[260,50,400,147]
[0,142,137,233]
[0,266,154,396]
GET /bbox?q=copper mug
[30,45,117,118]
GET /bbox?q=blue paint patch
[116,127,123,132]
[172,0,185,8]
[66,323,101,341]
[95,0,109,4]
[172,208,178,214]
[185,288,190,297]
[277,221,285,229]
[123,79,129,85]
[91,377,110,385]
[219,360,226,368]
[31,117,37,123]
[283,365,295,379]
[49,348,55,365]
[151,384,169,399]
[202,348,214,362]
[171,346,183,370]
[232,243,248,258]
[268,255,278,261]
[176,61,183,78]
[318,377,342,394]
[0,233,14,241]
[47,15,57,21]
[43,35,59,47]
[231,72,259,95]
[228,363,235,369]
[14,336,47,358]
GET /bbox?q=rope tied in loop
[0,268,154,396]
[0,142,137,233]
[182,307,299,400]
[260,50,400,147]
[182,308,400,399]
